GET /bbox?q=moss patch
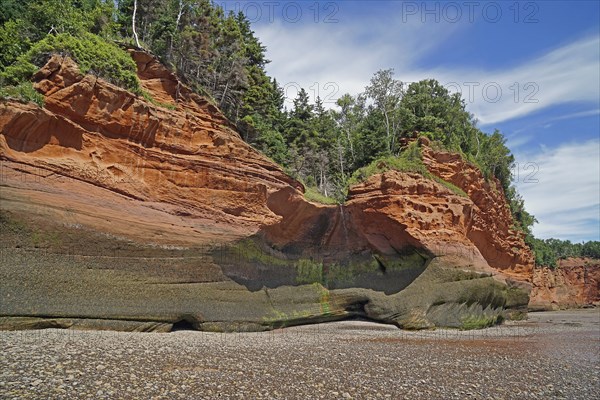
[296,259,324,285]
[504,286,530,309]
[304,186,338,205]
[460,313,503,330]
[218,238,289,267]
[347,141,467,197]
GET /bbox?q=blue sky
[220,1,600,242]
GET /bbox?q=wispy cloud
[545,108,600,123]
[256,11,599,124]
[505,133,533,151]
[457,36,600,125]
[504,107,599,148]
[255,11,461,106]
[515,139,600,242]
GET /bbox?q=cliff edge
[0,52,547,332]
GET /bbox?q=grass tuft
[347,141,467,197]
[0,81,44,107]
[304,186,338,205]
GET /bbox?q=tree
[250,113,288,166]
[21,0,115,41]
[132,0,140,46]
[284,88,316,178]
[364,69,404,154]
[333,94,358,165]
[526,237,600,268]
[582,241,600,258]
[399,79,476,153]
[286,88,313,144]
[311,97,338,196]
[0,0,26,25]
[354,106,388,167]
[0,20,31,70]
[478,129,514,191]
[507,187,536,235]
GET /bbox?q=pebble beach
[1,310,598,399]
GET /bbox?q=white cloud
[515,139,600,242]
[254,11,461,107]
[545,108,600,123]
[505,133,533,151]
[457,36,600,125]
[504,108,599,150]
[255,10,599,124]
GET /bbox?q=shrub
[141,90,176,110]
[1,32,140,94]
[431,175,467,197]
[348,140,426,186]
[0,19,32,69]
[347,140,467,197]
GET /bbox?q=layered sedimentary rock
[530,258,600,310]
[421,143,533,280]
[1,52,538,331]
[1,53,299,237]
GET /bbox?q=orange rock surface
[530,258,600,310]
[421,140,534,279]
[1,53,302,245]
[2,52,534,288]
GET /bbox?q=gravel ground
[1,309,598,399]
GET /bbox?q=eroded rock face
[421,142,533,280]
[0,52,539,332]
[343,153,534,283]
[530,258,600,310]
[2,53,299,236]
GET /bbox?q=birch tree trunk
[132,0,141,48]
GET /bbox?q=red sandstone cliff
[1,51,532,285]
[5,51,598,333]
[530,258,600,310]
[1,52,304,244]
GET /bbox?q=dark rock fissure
[171,319,196,332]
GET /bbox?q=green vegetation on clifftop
[526,237,600,268]
[2,32,140,93]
